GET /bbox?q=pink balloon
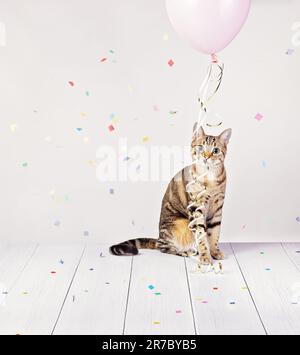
[166,0,251,54]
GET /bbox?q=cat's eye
[213,148,220,155]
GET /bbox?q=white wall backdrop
[0,0,299,243]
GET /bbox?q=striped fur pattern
[110,126,231,265]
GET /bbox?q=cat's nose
[203,152,212,160]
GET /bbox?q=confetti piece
[162,33,169,41]
[51,271,56,275]
[169,111,178,115]
[44,136,53,143]
[123,156,130,162]
[153,105,159,112]
[296,217,300,223]
[229,302,236,305]
[242,225,247,230]
[81,112,88,118]
[85,91,90,96]
[168,59,174,67]
[148,285,155,290]
[142,136,150,143]
[89,268,94,271]
[68,81,75,87]
[23,292,28,295]
[54,220,61,227]
[260,252,265,255]
[108,124,115,132]
[72,295,76,302]
[109,50,115,54]
[265,268,272,271]
[59,260,64,265]
[105,282,110,285]
[213,288,219,291]
[296,251,300,254]
[84,231,90,237]
[176,310,182,314]
[10,124,18,133]
[153,322,161,325]
[109,188,115,195]
[21,162,28,168]
[201,301,208,304]
[100,58,108,62]
[255,113,263,122]
[76,128,83,132]
[154,292,161,296]
[286,48,295,55]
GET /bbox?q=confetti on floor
[229,302,236,305]
[168,59,175,67]
[296,251,300,254]
[21,162,28,168]
[51,271,56,275]
[100,58,108,63]
[153,322,161,325]
[255,113,264,122]
[169,111,178,115]
[142,136,150,143]
[84,231,90,237]
[242,225,247,230]
[76,128,83,132]
[213,288,219,291]
[176,310,182,314]
[109,188,115,195]
[89,268,94,271]
[154,292,161,296]
[148,285,155,290]
[201,301,208,304]
[68,81,75,87]
[296,217,300,223]
[59,260,64,265]
[260,252,265,255]
[265,268,272,271]
[85,91,90,96]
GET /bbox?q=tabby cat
[110,125,232,265]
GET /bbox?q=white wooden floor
[1,243,300,335]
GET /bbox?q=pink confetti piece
[168,59,174,67]
[68,81,75,87]
[100,58,108,63]
[108,124,115,132]
[255,113,264,122]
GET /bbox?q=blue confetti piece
[148,285,155,290]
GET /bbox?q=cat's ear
[219,129,232,144]
[192,123,205,139]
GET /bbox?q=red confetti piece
[51,271,56,274]
[213,288,219,291]
[168,59,174,67]
[100,58,108,63]
[108,125,115,132]
[68,81,75,87]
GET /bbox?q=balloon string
[195,54,224,132]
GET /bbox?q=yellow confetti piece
[87,160,97,167]
[10,124,18,133]
[81,112,88,118]
[153,322,161,325]
[162,33,169,41]
[142,136,150,143]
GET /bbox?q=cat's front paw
[211,250,225,260]
[199,254,212,265]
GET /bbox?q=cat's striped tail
[109,238,158,256]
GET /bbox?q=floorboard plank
[53,245,132,335]
[232,243,300,335]
[186,244,265,335]
[0,244,84,335]
[124,250,195,335]
[0,244,37,304]
[281,243,300,272]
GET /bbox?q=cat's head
[191,124,232,167]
